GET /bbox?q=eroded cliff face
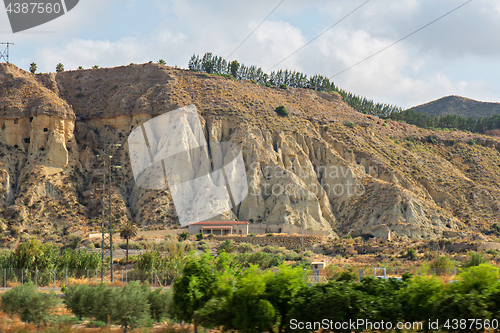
[0,62,498,240]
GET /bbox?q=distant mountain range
[408,95,500,119]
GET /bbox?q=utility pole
[0,42,14,63]
[109,151,113,282]
[101,171,105,283]
[107,144,121,283]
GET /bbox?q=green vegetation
[56,63,64,73]
[405,248,417,260]
[275,105,289,117]
[0,240,102,272]
[172,253,500,333]
[64,282,169,330]
[119,222,138,262]
[1,283,58,323]
[188,52,402,117]
[29,62,37,74]
[389,109,500,134]
[177,231,190,242]
[158,59,166,65]
[344,121,355,128]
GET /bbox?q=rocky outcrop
[0,62,499,241]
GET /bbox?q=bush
[426,135,438,144]
[1,284,58,323]
[462,251,487,268]
[335,268,358,282]
[429,254,456,275]
[263,245,278,254]
[64,284,95,320]
[275,105,289,117]
[218,240,235,253]
[196,233,204,241]
[177,231,189,242]
[148,288,172,322]
[406,248,417,260]
[237,242,253,253]
[198,240,209,251]
[344,121,355,128]
[280,83,288,89]
[65,282,151,329]
[302,250,313,257]
[113,281,151,329]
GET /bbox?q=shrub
[76,92,85,98]
[1,284,58,323]
[469,139,476,145]
[429,254,456,275]
[283,251,300,261]
[263,245,278,254]
[177,231,190,242]
[148,288,172,322]
[280,83,288,89]
[92,65,99,69]
[158,59,166,65]
[275,105,289,117]
[64,284,93,320]
[198,241,210,251]
[344,121,355,128]
[56,63,64,73]
[237,242,253,253]
[113,281,151,330]
[195,233,204,241]
[426,135,438,144]
[406,248,417,260]
[462,251,487,268]
[218,240,235,253]
[335,268,358,282]
[302,250,313,257]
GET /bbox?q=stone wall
[212,235,328,251]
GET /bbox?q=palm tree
[56,63,64,73]
[29,62,37,74]
[119,222,138,262]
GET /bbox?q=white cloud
[4,0,500,108]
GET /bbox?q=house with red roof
[188,221,249,236]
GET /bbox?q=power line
[267,0,370,72]
[226,0,285,59]
[330,0,473,79]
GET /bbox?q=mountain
[1,62,500,243]
[408,95,500,118]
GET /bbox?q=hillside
[2,62,500,244]
[408,95,500,118]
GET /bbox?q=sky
[0,0,499,110]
